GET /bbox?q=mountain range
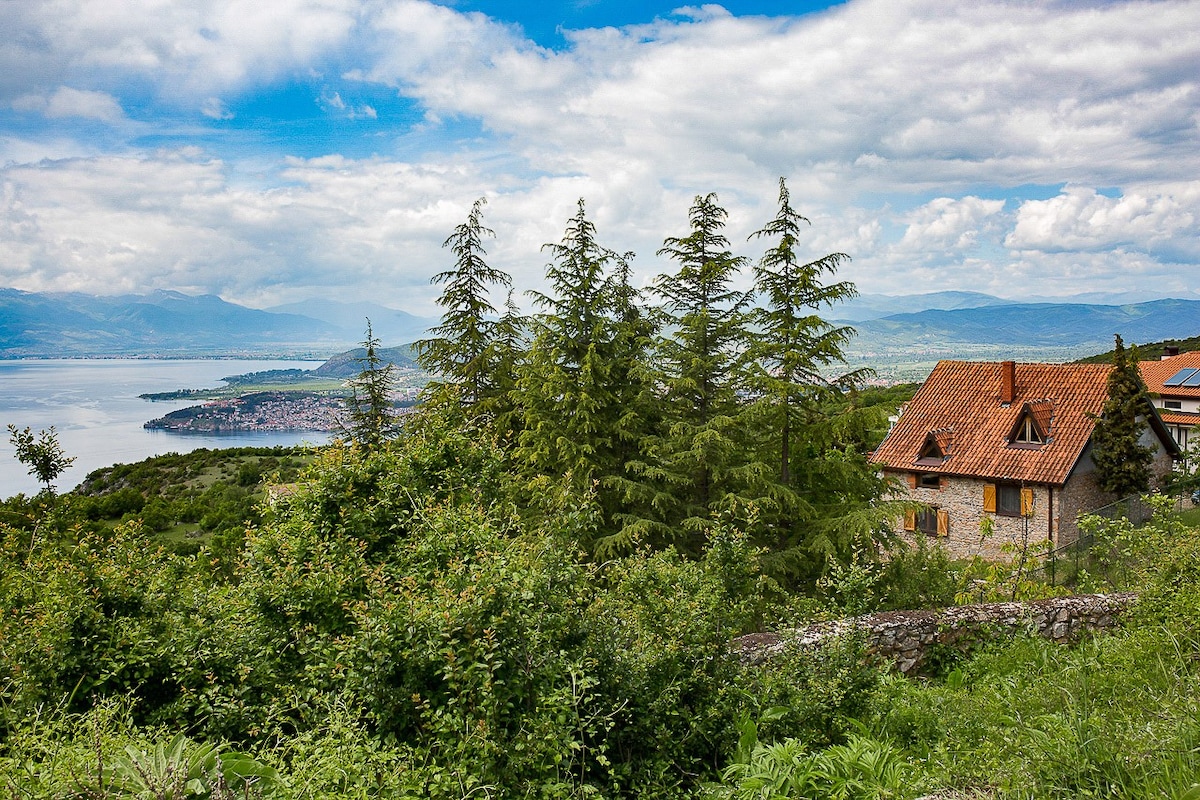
[2,287,1198,360]
[846,298,1200,352]
[0,290,435,358]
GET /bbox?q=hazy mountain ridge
[4,288,1198,361]
[828,291,1016,321]
[851,298,1200,350]
[265,298,436,345]
[1,289,353,357]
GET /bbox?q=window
[997,485,1021,516]
[905,508,948,536]
[1012,415,1043,444]
[985,482,1034,517]
[1165,400,1183,410]
[918,473,940,489]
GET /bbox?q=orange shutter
[903,510,916,531]
[1021,488,1034,517]
[908,473,918,489]
[937,509,949,537]
[983,483,996,513]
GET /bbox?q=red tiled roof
[870,361,1113,486]
[1141,352,1200,400]
[1160,411,1200,427]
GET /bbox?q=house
[1139,347,1200,455]
[869,360,1180,560]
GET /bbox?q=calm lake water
[0,359,332,497]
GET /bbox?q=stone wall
[891,471,1056,561]
[732,593,1137,675]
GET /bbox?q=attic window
[1013,416,1043,444]
[1007,401,1052,449]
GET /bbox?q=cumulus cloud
[1006,185,1200,259]
[11,87,125,121]
[1,0,1199,307]
[0,0,359,103]
[895,197,1006,254]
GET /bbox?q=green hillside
[1075,334,1200,363]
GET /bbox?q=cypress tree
[1091,334,1155,498]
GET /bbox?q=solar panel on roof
[1164,367,1200,387]
[1183,370,1200,388]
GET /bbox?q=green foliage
[714,732,915,800]
[873,535,957,611]
[7,423,75,494]
[1090,334,1156,498]
[106,732,279,799]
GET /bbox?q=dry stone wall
[732,593,1137,675]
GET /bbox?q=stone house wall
[888,470,1057,560]
[733,593,1137,675]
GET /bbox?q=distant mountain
[312,345,419,378]
[266,299,436,346]
[0,289,347,357]
[852,298,1200,351]
[829,291,1015,321]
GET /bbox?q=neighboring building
[1139,348,1200,455]
[870,360,1180,560]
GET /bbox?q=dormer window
[915,428,952,465]
[1013,415,1043,444]
[1007,400,1052,448]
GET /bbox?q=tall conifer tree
[643,193,752,550]
[344,319,398,448]
[739,178,885,573]
[416,197,516,415]
[516,201,654,544]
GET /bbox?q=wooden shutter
[937,509,949,537]
[983,483,996,513]
[908,473,918,489]
[1021,488,1034,517]
[903,510,916,531]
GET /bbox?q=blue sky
[2,0,1199,314]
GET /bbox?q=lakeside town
[143,389,421,433]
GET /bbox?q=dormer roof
[916,427,953,465]
[1006,399,1054,446]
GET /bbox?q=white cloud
[895,197,1006,254]
[12,87,125,122]
[201,97,234,119]
[1006,185,1200,259]
[1,0,1199,307]
[0,0,359,102]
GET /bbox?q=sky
[2,0,1199,316]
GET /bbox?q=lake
[0,359,333,497]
